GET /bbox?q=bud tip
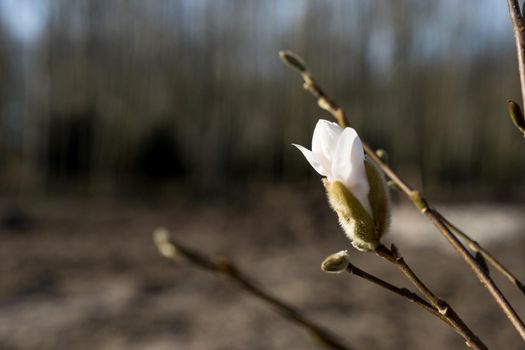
[153,227,178,258]
[278,50,307,73]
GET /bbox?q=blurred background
[1,1,525,349]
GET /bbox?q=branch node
[409,191,429,212]
[436,300,450,316]
[390,243,400,259]
[375,149,389,164]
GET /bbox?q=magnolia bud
[294,120,391,252]
[321,250,350,273]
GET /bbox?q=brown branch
[436,211,525,295]
[507,0,525,108]
[374,245,487,350]
[279,51,348,129]
[153,228,353,350]
[321,249,484,348]
[423,208,525,341]
[342,260,457,331]
[280,50,525,341]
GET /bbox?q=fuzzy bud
[321,250,351,273]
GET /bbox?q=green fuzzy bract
[365,157,391,239]
[326,157,391,252]
[327,181,378,251]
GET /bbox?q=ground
[0,186,524,349]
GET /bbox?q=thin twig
[507,0,525,107]
[152,228,353,350]
[374,245,487,350]
[343,260,457,330]
[280,50,525,341]
[436,211,525,295]
[424,208,525,341]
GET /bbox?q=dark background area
[1,1,525,350]
[0,0,524,200]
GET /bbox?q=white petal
[331,128,371,213]
[312,119,343,162]
[292,144,330,177]
[331,128,364,183]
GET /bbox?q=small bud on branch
[321,251,350,273]
[508,100,525,136]
[279,50,308,73]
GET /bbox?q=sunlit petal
[331,128,371,213]
[292,143,330,177]
[312,119,343,162]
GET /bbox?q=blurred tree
[0,0,522,198]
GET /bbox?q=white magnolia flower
[293,119,372,215]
